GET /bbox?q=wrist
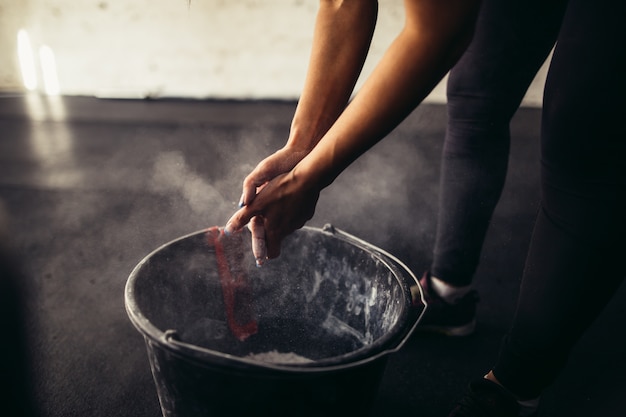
[291,148,339,192]
[287,118,331,153]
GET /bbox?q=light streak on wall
[17,29,37,91]
[39,45,60,96]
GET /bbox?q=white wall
[0,0,548,105]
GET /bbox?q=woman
[225,1,626,415]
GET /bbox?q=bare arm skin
[227,0,481,262]
[239,0,379,207]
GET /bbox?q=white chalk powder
[245,350,314,364]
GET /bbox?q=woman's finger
[265,228,282,260]
[248,216,267,267]
[224,206,254,235]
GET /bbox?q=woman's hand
[238,146,310,208]
[235,146,311,266]
[225,170,321,265]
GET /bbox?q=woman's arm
[239,0,378,207]
[227,0,481,260]
[288,0,379,151]
[297,0,480,188]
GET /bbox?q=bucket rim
[124,224,426,373]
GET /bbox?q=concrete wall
[0,0,549,105]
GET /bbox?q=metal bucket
[125,224,426,417]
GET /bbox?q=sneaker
[449,378,537,417]
[415,271,479,336]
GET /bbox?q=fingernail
[238,193,245,208]
[223,223,233,236]
[255,257,265,267]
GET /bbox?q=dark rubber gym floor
[1,95,624,417]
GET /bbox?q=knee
[444,93,511,156]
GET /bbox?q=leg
[493,0,626,399]
[432,0,566,286]
[419,0,567,337]
[449,0,626,415]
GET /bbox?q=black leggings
[432,0,626,398]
